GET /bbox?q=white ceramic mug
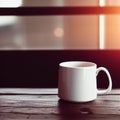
[58,61,112,102]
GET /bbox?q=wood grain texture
[0,89,120,119]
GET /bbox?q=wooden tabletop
[0,88,120,120]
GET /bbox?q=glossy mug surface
[58,61,112,102]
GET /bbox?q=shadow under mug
[58,61,112,102]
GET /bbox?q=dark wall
[0,50,120,88]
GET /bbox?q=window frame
[0,6,120,16]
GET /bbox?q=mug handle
[96,67,112,94]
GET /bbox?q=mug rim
[59,61,96,69]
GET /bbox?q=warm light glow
[0,0,22,7]
[99,0,105,6]
[54,28,64,38]
[99,0,105,49]
[99,15,105,49]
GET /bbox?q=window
[0,0,120,49]
[0,0,120,88]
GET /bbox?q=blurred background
[0,0,120,50]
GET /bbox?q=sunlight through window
[0,0,23,27]
[99,0,105,49]
[0,0,22,7]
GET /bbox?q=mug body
[58,61,97,102]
